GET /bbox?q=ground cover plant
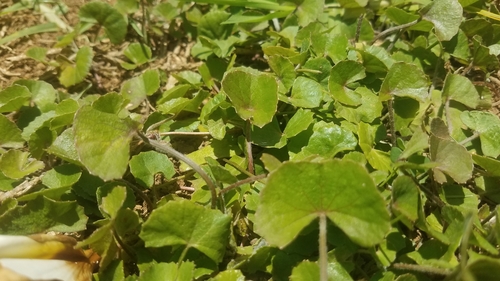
[1,0,500,280]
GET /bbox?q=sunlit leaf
[140,200,231,263]
[74,105,137,181]
[129,151,176,188]
[59,46,93,87]
[461,111,500,158]
[79,1,127,44]
[255,159,390,248]
[221,67,278,127]
[421,0,462,41]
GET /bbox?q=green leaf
[430,134,473,184]
[121,42,152,69]
[399,128,429,159]
[138,262,195,281]
[335,87,383,124]
[79,1,127,44]
[140,200,231,263]
[59,46,94,87]
[442,73,480,108]
[440,184,479,213]
[0,150,45,179]
[97,184,134,218]
[255,159,391,248]
[78,221,118,270]
[74,106,137,181]
[251,118,286,148]
[268,55,296,93]
[289,77,323,108]
[46,128,81,165]
[294,0,324,26]
[290,261,352,281]
[283,108,314,138]
[0,85,31,113]
[358,122,392,171]
[210,269,245,281]
[462,257,500,280]
[461,111,500,158]
[0,196,87,234]
[41,164,82,189]
[14,79,57,112]
[120,69,160,109]
[198,9,232,39]
[379,62,429,102]
[391,176,420,226]
[328,60,365,106]
[421,0,463,41]
[311,33,348,63]
[297,121,357,159]
[129,151,176,188]
[0,114,24,148]
[221,67,278,127]
[472,154,500,177]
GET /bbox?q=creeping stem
[138,133,218,209]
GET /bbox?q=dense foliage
[2,0,500,280]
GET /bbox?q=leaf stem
[372,19,419,43]
[159,131,212,136]
[354,13,364,44]
[319,214,328,281]
[219,174,267,196]
[458,131,480,146]
[445,99,453,136]
[245,121,254,174]
[387,98,396,146]
[116,179,156,212]
[139,134,218,209]
[390,263,452,276]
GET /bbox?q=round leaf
[255,159,391,248]
[140,200,231,263]
[129,151,176,188]
[421,0,462,41]
[0,85,31,113]
[0,150,45,179]
[442,73,480,108]
[120,69,160,109]
[460,111,500,158]
[289,77,323,108]
[59,46,94,88]
[221,68,278,127]
[79,1,127,44]
[0,114,24,148]
[74,106,137,181]
[328,60,364,106]
[379,62,429,102]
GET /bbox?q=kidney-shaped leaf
[74,106,137,181]
[59,46,93,88]
[328,60,365,106]
[289,77,323,108]
[442,73,480,108]
[0,150,44,179]
[461,111,500,158]
[120,69,160,109]
[255,159,391,248]
[421,0,462,41]
[129,151,176,188]
[379,62,429,102]
[79,1,127,44]
[430,135,473,184]
[0,85,31,113]
[140,200,231,263]
[221,67,278,127]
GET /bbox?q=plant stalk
[319,214,328,281]
[139,134,218,209]
[245,120,254,174]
